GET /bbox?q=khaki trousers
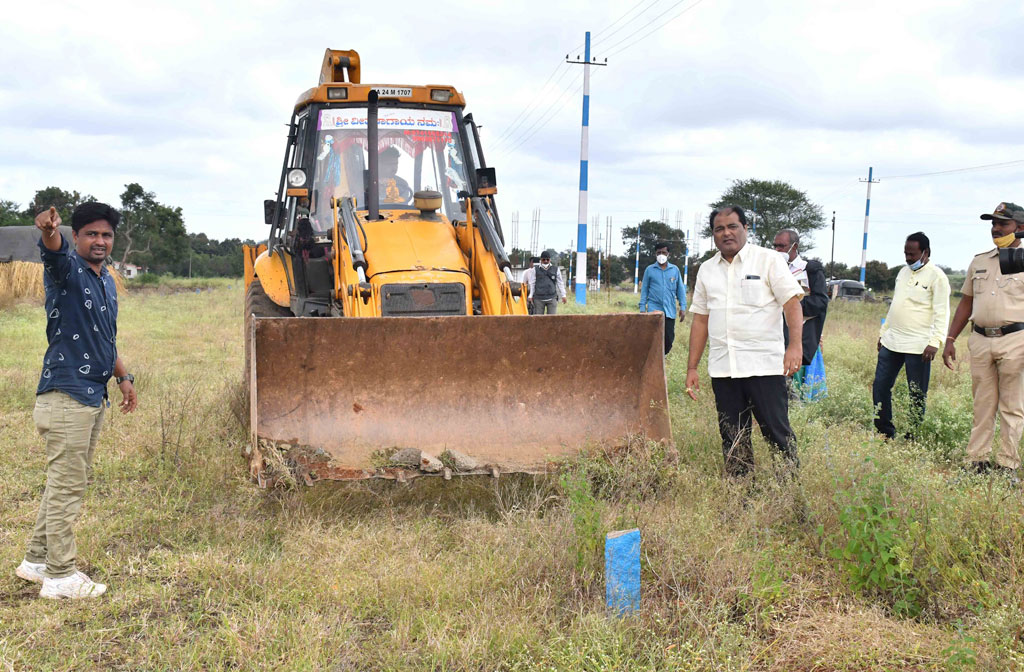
[966,331,1024,469]
[25,391,106,578]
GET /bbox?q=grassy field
[2,280,1023,671]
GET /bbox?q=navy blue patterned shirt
[36,235,119,407]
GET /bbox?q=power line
[493,78,588,157]
[601,0,707,57]
[499,0,659,146]
[493,64,579,148]
[568,0,665,53]
[591,0,666,48]
[880,159,1024,180]
[492,61,573,144]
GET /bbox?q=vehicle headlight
[430,89,452,103]
[327,87,348,100]
[287,169,307,188]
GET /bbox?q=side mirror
[476,167,497,196]
[264,199,277,225]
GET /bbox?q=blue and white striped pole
[574,31,592,305]
[860,166,873,283]
[683,230,689,288]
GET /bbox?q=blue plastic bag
[802,348,827,401]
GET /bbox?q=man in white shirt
[873,232,950,439]
[521,256,539,314]
[686,206,806,477]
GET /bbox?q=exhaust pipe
[367,90,380,221]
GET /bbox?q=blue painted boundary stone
[605,528,641,615]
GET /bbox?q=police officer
[528,250,566,314]
[943,202,1024,475]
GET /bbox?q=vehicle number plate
[372,87,412,98]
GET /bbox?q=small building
[118,263,146,279]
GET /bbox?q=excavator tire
[244,278,292,400]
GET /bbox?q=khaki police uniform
[961,248,1024,469]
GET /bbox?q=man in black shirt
[16,203,137,600]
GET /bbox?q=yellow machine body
[244,49,670,482]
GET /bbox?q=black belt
[973,322,1024,337]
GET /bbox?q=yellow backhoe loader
[243,49,670,484]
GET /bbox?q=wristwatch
[116,373,135,385]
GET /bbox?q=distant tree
[621,219,688,275]
[707,179,826,249]
[117,183,188,273]
[25,187,94,224]
[863,260,890,291]
[508,247,532,268]
[0,200,31,226]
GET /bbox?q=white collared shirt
[690,243,804,378]
[789,255,809,289]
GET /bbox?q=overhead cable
[603,0,708,57]
[880,159,1024,180]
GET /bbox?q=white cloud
[1,0,1022,271]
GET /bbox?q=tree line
[5,178,953,290]
[1,185,256,278]
[512,179,962,293]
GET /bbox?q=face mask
[778,251,791,264]
[908,258,925,272]
[656,254,668,265]
[995,232,1017,248]
[541,262,550,269]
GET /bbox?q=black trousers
[664,317,676,355]
[872,345,931,439]
[710,375,798,477]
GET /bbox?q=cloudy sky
[1,0,1021,271]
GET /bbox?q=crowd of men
[15,200,1024,600]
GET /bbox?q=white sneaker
[39,571,107,599]
[15,559,47,583]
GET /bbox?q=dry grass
[0,260,126,307]
[0,261,44,306]
[1,283,1023,670]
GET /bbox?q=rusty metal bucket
[249,313,670,480]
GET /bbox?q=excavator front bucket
[249,313,670,481]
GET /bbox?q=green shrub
[826,458,923,618]
[559,469,604,572]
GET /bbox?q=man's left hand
[118,381,137,413]
[783,346,803,376]
[561,297,567,304]
[922,345,938,362]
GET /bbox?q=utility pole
[751,194,758,239]
[829,210,836,279]
[567,32,607,305]
[859,167,879,284]
[568,238,574,293]
[693,213,701,258]
[513,211,519,262]
[530,208,541,255]
[633,223,641,294]
[682,229,690,289]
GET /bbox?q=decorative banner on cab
[318,109,455,133]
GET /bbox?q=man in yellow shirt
[872,232,950,439]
